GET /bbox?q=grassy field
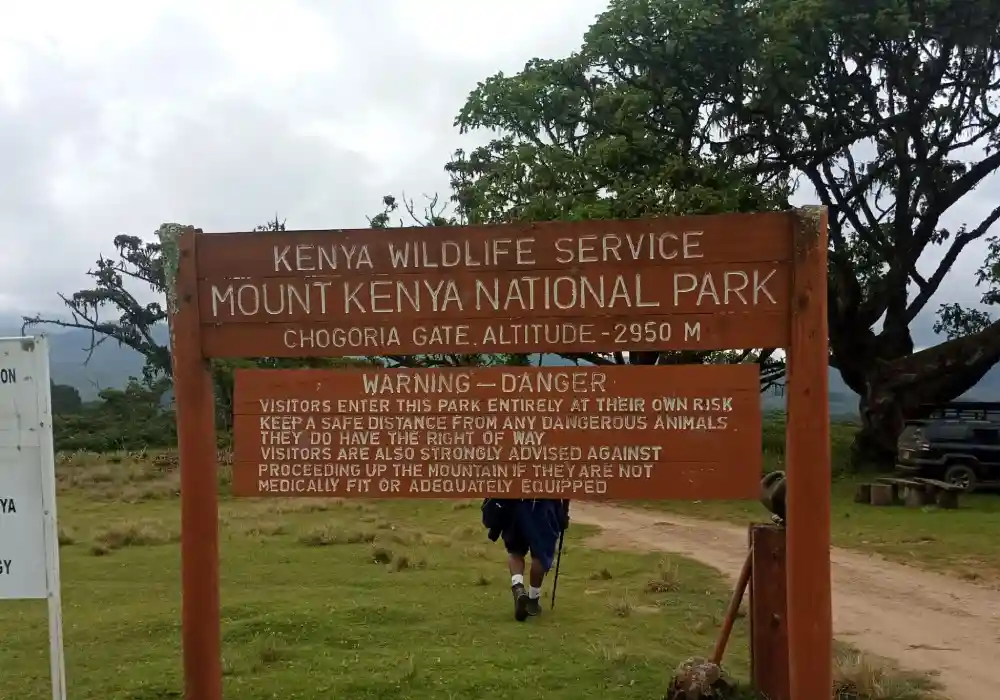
[641,417,1000,583]
[5,451,755,700]
[641,478,1000,582]
[0,451,941,699]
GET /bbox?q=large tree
[24,216,526,428]
[370,81,791,386]
[22,218,376,429]
[423,0,1000,463]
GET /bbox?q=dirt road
[573,502,1000,700]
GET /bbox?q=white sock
[511,574,524,587]
[529,586,541,600]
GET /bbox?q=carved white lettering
[362,372,473,395]
[553,231,704,264]
[272,243,373,272]
[386,238,535,269]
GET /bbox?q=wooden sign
[231,364,763,500]
[161,207,832,700]
[195,212,793,357]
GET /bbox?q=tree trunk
[848,320,1000,468]
[852,383,905,467]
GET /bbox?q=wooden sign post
[160,208,831,700]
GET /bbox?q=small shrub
[241,522,288,538]
[93,520,178,552]
[255,637,291,669]
[609,596,633,618]
[645,562,682,593]
[833,648,939,700]
[266,500,331,515]
[298,526,375,547]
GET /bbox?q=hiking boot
[511,584,529,621]
[526,596,542,617]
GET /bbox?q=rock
[665,657,735,699]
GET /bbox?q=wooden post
[750,524,789,700]
[785,207,832,700]
[159,224,222,700]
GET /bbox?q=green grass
[5,469,750,699]
[636,415,1000,581]
[0,451,941,699]
[640,477,1000,582]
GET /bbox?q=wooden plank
[232,460,758,500]
[195,211,796,279]
[192,213,795,358]
[784,207,832,700]
[232,362,761,411]
[911,477,963,492]
[160,226,223,700]
[750,523,789,700]
[196,262,791,322]
[200,312,789,358]
[233,406,761,464]
[877,477,922,487]
[231,364,763,501]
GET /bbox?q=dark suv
[896,402,1000,493]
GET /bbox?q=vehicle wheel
[943,463,978,493]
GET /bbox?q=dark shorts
[502,500,563,572]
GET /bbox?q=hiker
[500,498,570,621]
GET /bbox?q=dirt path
[573,502,1000,700]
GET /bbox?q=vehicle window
[972,428,1000,445]
[929,424,970,441]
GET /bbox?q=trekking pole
[711,546,753,665]
[550,528,566,610]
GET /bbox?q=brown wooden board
[194,212,794,357]
[750,524,790,700]
[198,263,790,321]
[231,364,763,500]
[196,212,794,278]
[202,312,788,357]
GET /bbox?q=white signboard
[0,336,66,700]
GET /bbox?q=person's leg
[521,502,561,617]
[502,523,531,622]
[509,552,526,580]
[529,556,548,593]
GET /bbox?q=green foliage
[368,193,535,371]
[935,235,1000,339]
[760,413,860,476]
[51,382,82,415]
[446,3,793,225]
[444,0,1000,381]
[55,377,177,452]
[30,210,530,437]
[372,0,1000,460]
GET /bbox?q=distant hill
[0,319,167,400]
[2,316,998,411]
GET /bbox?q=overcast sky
[1,0,996,347]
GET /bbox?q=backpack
[481,498,512,542]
